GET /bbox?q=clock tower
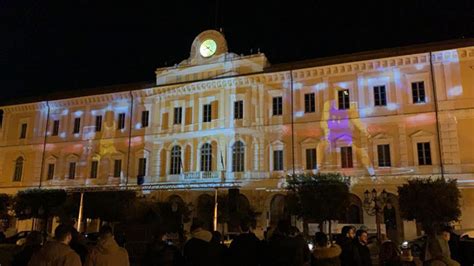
[155,29,268,85]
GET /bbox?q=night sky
[0,0,473,102]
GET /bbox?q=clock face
[199,39,217,57]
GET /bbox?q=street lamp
[363,188,389,240]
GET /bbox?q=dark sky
[0,0,473,101]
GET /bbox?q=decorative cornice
[48,91,131,109]
[1,101,48,112]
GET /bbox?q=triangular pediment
[300,138,318,145]
[372,133,392,140]
[410,130,433,138]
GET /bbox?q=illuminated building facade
[1,30,474,239]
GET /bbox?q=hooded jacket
[27,241,81,266]
[85,235,129,266]
[312,244,342,266]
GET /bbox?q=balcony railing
[183,171,220,180]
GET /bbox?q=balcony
[183,171,220,180]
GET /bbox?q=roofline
[265,37,474,72]
[1,37,473,107]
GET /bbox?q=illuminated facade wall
[1,30,474,235]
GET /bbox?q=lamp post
[362,188,389,241]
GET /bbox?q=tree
[14,189,68,231]
[14,189,67,220]
[398,177,461,233]
[80,191,137,223]
[0,193,12,219]
[286,173,350,236]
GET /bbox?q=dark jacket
[12,244,42,266]
[336,237,354,266]
[143,240,184,266]
[352,241,372,266]
[229,232,262,266]
[265,232,310,266]
[312,244,342,266]
[27,241,82,266]
[183,229,219,266]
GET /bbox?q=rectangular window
[95,115,102,132]
[377,144,391,167]
[374,85,387,106]
[412,81,426,103]
[90,161,98,179]
[73,118,81,134]
[68,162,76,179]
[174,107,182,124]
[52,120,60,136]
[203,104,212,122]
[304,93,316,113]
[113,159,122,178]
[273,150,283,171]
[141,110,149,127]
[338,90,350,110]
[118,113,126,129]
[19,123,27,139]
[138,158,147,176]
[306,148,317,169]
[234,100,243,120]
[417,142,432,165]
[341,146,353,168]
[47,163,55,180]
[272,96,283,116]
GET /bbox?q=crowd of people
[11,224,129,266]
[7,219,464,266]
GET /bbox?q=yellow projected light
[200,39,217,57]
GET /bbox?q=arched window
[13,157,24,182]
[232,141,245,172]
[201,143,212,172]
[170,146,182,175]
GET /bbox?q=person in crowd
[336,226,355,266]
[12,231,43,266]
[379,241,402,266]
[352,229,372,266]
[265,219,310,266]
[28,224,81,266]
[85,225,130,266]
[143,232,184,266]
[228,220,262,266]
[69,227,88,264]
[183,219,218,266]
[210,231,228,266]
[311,231,341,266]
[424,226,460,266]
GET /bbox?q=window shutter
[185,107,193,125]
[211,101,218,120]
[162,113,169,129]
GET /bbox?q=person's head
[439,226,451,241]
[240,220,250,233]
[25,231,43,246]
[379,241,400,263]
[341,225,356,239]
[190,218,204,233]
[211,231,222,243]
[314,232,328,247]
[356,229,368,244]
[99,225,113,239]
[54,224,74,245]
[276,219,291,235]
